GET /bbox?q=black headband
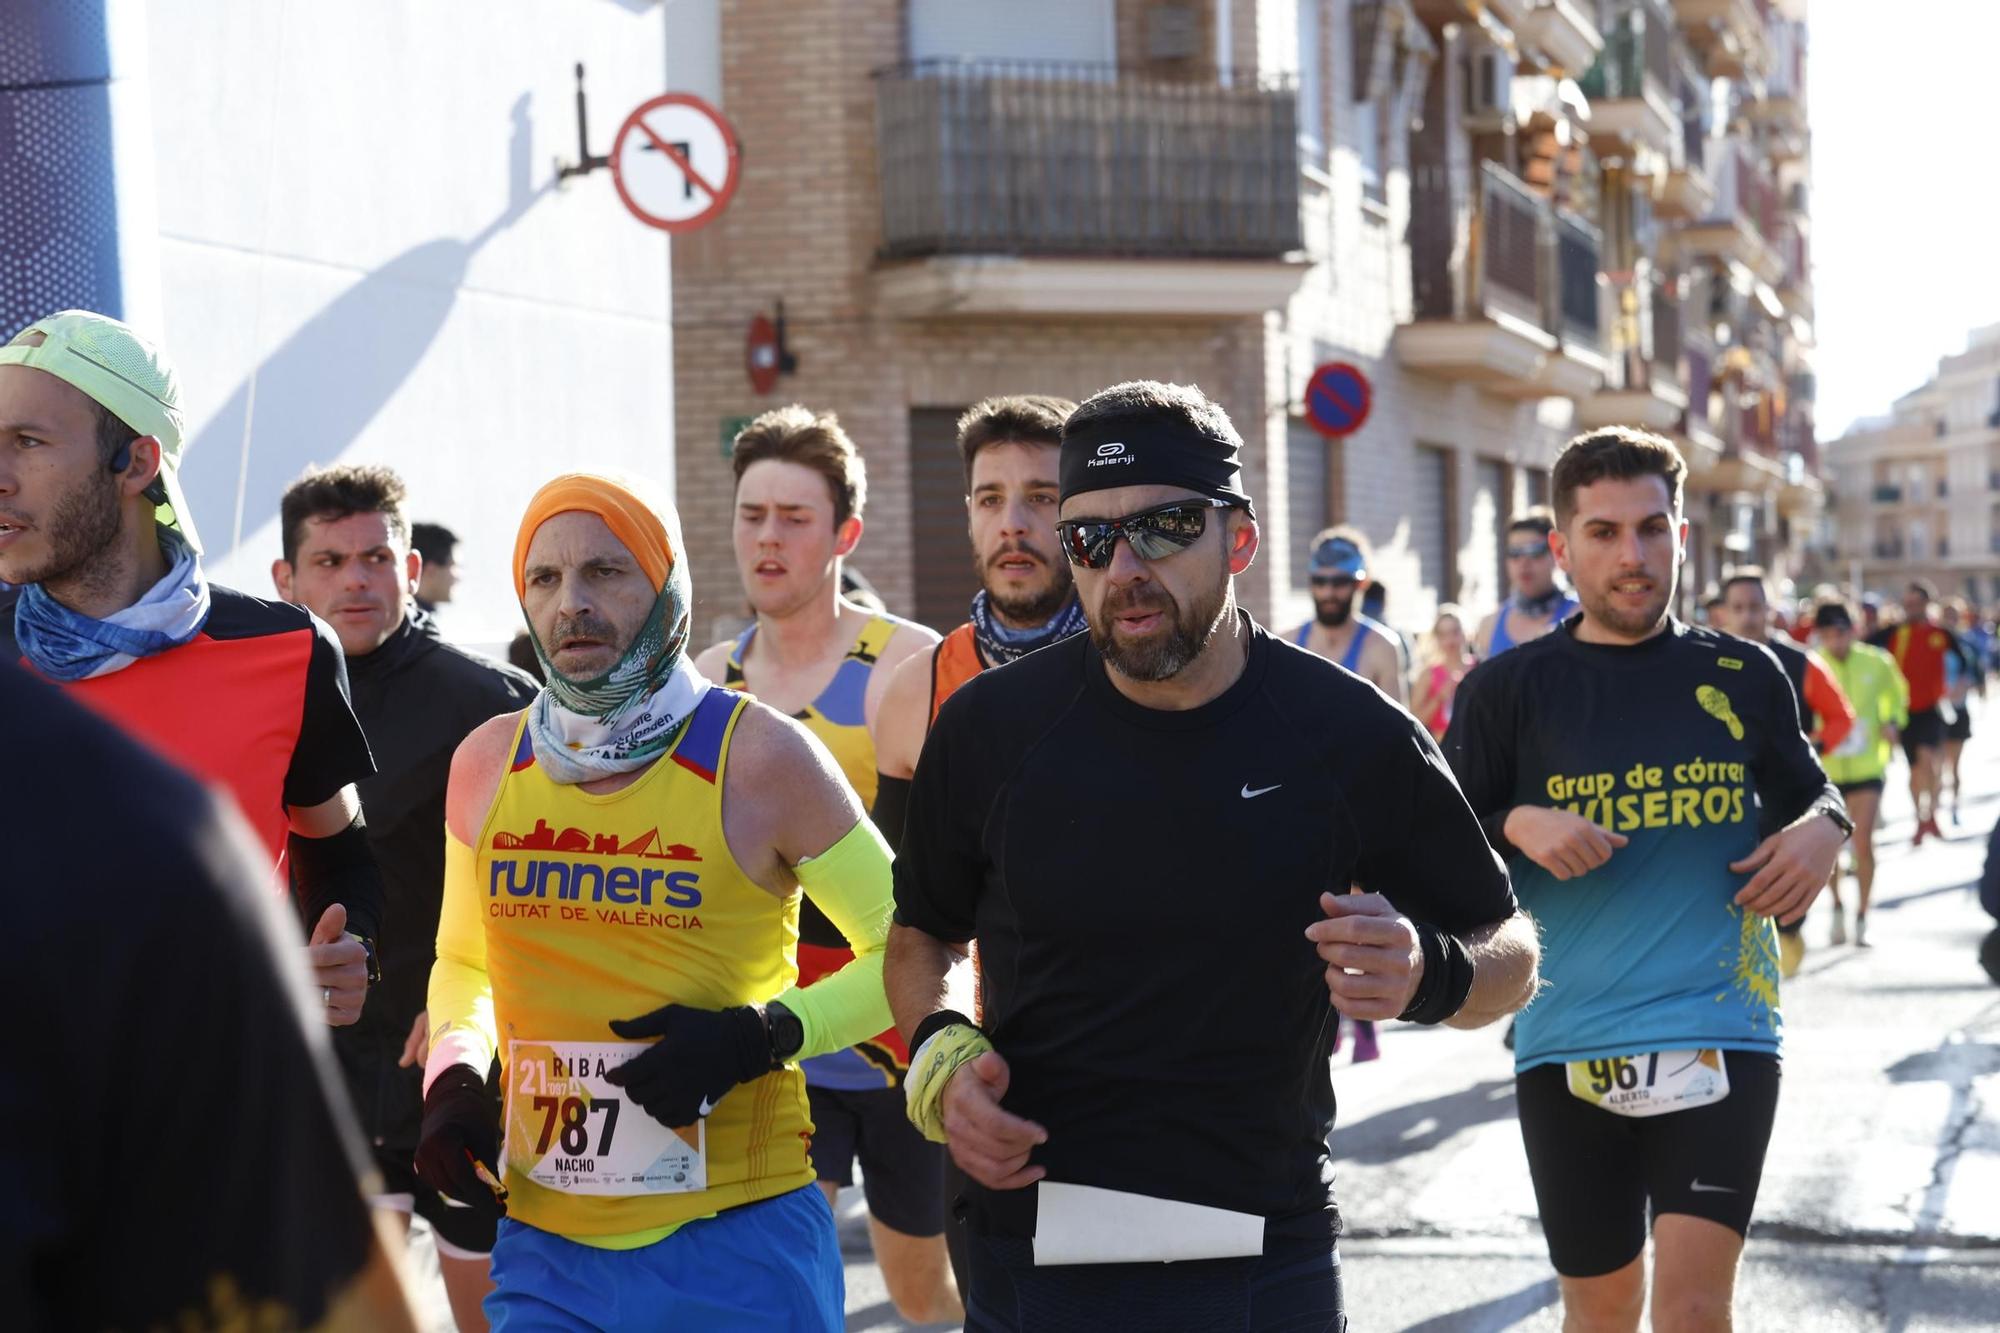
[1060,408,1256,518]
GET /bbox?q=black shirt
[893,617,1516,1237]
[0,663,379,1327]
[335,608,537,1150]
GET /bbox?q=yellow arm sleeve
[775,818,896,1060]
[423,830,496,1091]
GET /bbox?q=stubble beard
[1090,575,1231,682]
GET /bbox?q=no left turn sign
[611,93,742,233]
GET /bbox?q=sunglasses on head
[1055,497,1236,569]
[1506,543,1552,560]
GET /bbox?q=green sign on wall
[721,416,755,457]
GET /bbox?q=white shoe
[1855,914,1870,948]
[1830,908,1848,947]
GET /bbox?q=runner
[1938,598,1984,826]
[691,405,952,1324]
[0,310,382,1027]
[1872,581,1973,846]
[411,520,461,614]
[1473,506,1578,659]
[1719,568,1856,976]
[1445,427,1850,1330]
[1813,600,1908,949]
[870,394,1084,1306]
[885,380,1539,1329]
[1288,525,1407,702]
[418,471,897,1328]
[1,661,419,1331]
[273,464,539,1330]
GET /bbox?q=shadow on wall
[178,93,548,558]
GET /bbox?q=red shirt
[1885,621,1957,714]
[3,587,374,864]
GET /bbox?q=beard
[1089,573,1230,682]
[1579,577,1671,640]
[976,539,1074,627]
[17,466,124,594]
[1314,593,1353,628]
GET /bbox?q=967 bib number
[1566,1048,1730,1118]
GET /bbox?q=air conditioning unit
[1461,47,1513,133]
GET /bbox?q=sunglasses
[1055,498,1236,569]
[1309,574,1357,590]
[1506,543,1552,560]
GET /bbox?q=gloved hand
[414,1065,505,1216]
[604,1003,771,1128]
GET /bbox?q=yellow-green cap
[0,310,201,554]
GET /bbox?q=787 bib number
[506,1041,706,1196]
[1566,1048,1730,1118]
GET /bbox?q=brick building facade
[671,0,1819,646]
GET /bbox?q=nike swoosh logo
[1689,1180,1737,1194]
[1241,783,1283,799]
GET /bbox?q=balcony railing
[1412,161,1598,351]
[874,61,1302,261]
[1872,484,1903,503]
[1650,269,1683,373]
[1579,0,1674,102]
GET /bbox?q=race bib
[506,1041,706,1196]
[1566,1048,1730,1118]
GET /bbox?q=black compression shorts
[1903,708,1945,759]
[1947,706,1973,743]
[1516,1051,1780,1277]
[807,1084,946,1236]
[1836,778,1884,798]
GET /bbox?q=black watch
[764,1000,805,1066]
[1815,802,1855,840]
[358,935,381,987]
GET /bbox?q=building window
[907,0,1115,63]
[1473,457,1507,610]
[1298,0,1324,166]
[1414,443,1456,604]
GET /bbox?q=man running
[0,310,382,1027]
[273,464,538,1329]
[418,471,897,1328]
[411,520,461,614]
[1873,581,1974,845]
[1,661,420,1331]
[1288,525,1407,702]
[690,405,952,1324]
[870,394,1083,1305]
[1719,568,1855,976]
[886,380,1539,1328]
[1446,427,1850,1331]
[1473,506,1578,658]
[1813,600,1908,949]
[1938,598,1984,825]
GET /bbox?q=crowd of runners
[3,308,1997,1331]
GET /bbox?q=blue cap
[1308,535,1367,580]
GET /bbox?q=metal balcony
[1669,139,1784,284]
[1872,484,1904,503]
[1578,1,1678,163]
[871,61,1310,317]
[1671,0,1770,80]
[1396,161,1604,399]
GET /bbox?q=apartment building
[671,0,1820,643]
[1825,325,2000,603]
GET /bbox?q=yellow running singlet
[726,614,895,807]
[474,689,813,1243]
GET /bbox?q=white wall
[149,0,677,647]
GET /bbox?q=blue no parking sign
[1305,362,1372,438]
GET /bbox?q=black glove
[414,1065,505,1217]
[604,1003,770,1128]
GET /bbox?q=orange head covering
[512,471,682,598]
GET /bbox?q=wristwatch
[1815,801,1855,840]
[764,1000,805,1066]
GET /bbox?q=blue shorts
[486,1185,843,1331]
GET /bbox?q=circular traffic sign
[1305,362,1372,438]
[610,93,743,234]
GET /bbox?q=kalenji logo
[1086,441,1136,469]
[1096,442,1127,457]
